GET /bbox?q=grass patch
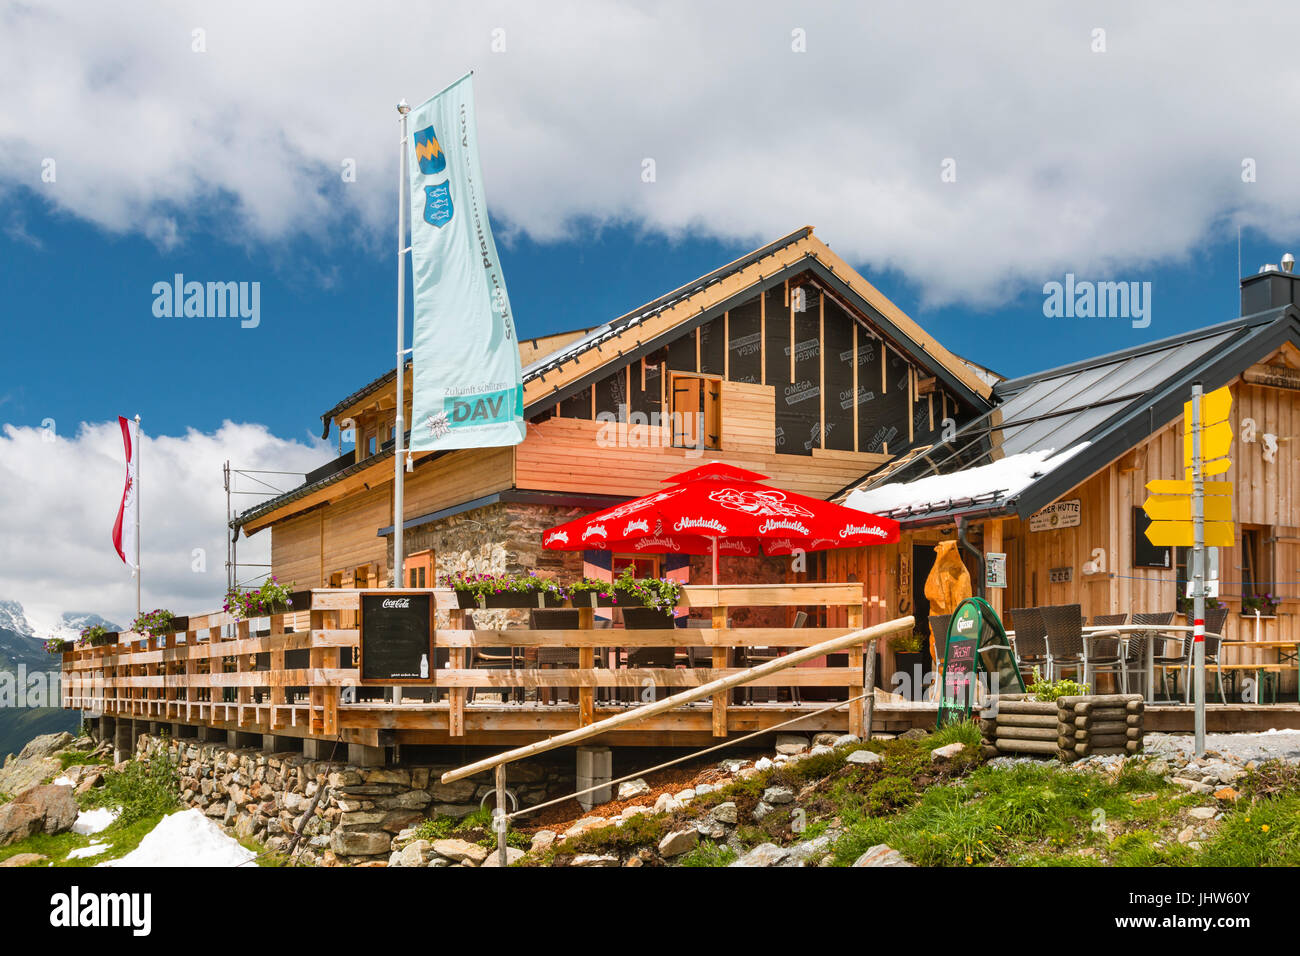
[678,841,737,867]
[0,813,167,867]
[1197,793,1300,866]
[830,758,1188,866]
[57,749,109,771]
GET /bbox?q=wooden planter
[622,607,677,629]
[574,588,639,608]
[979,693,1144,762]
[169,615,190,633]
[456,590,565,609]
[90,632,119,648]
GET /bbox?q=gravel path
[1145,730,1300,764]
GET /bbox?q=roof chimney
[1241,253,1300,314]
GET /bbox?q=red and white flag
[111,416,139,571]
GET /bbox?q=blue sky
[5,0,1300,625]
[0,189,1287,443]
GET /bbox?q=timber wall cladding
[513,415,889,501]
[548,280,965,458]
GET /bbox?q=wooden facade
[239,228,993,589]
[830,344,1300,693]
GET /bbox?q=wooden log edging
[979,693,1144,762]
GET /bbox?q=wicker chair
[532,608,580,705]
[1086,613,1128,693]
[1126,611,1174,699]
[1008,607,1048,682]
[1040,604,1086,682]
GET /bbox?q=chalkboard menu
[358,592,434,685]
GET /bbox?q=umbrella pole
[712,536,718,585]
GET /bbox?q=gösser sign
[1029,499,1081,533]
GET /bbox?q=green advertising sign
[936,597,1025,728]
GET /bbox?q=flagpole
[134,413,142,617]
[393,99,411,589]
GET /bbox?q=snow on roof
[845,443,1092,517]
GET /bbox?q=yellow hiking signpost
[1141,384,1234,757]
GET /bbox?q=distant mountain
[0,602,122,763]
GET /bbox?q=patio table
[1011,624,1199,703]
[1220,640,1300,704]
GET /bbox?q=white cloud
[3,1,1300,305]
[0,420,329,630]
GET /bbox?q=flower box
[622,607,677,629]
[456,590,566,609]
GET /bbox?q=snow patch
[67,842,111,860]
[846,443,1092,517]
[99,809,256,867]
[73,806,119,835]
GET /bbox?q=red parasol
[541,462,899,583]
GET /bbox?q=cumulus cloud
[0,420,329,630]
[3,1,1300,305]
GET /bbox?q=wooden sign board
[358,592,434,685]
[1243,365,1300,391]
[1029,499,1081,533]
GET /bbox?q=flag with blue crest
[407,73,525,452]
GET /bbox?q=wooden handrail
[438,615,913,784]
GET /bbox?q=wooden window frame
[667,370,722,451]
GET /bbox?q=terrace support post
[575,746,612,812]
[302,738,333,760]
[97,715,114,746]
[199,725,225,744]
[862,637,877,739]
[448,607,466,737]
[495,764,508,867]
[347,743,385,767]
[712,606,728,737]
[113,719,133,764]
[578,606,595,726]
[847,603,865,738]
[984,519,1004,619]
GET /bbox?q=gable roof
[841,306,1300,527]
[243,227,995,533]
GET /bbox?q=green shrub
[83,751,180,826]
[1026,667,1089,701]
[58,750,108,771]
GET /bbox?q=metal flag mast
[393,98,411,589]
[135,413,142,617]
[1191,382,1206,756]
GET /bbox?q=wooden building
[233,226,994,598]
[832,269,1300,693]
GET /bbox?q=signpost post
[1142,383,1233,757]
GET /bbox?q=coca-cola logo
[382,598,411,609]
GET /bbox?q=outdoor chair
[1179,606,1230,704]
[1040,604,1086,682]
[1124,611,1173,699]
[532,608,580,705]
[465,612,522,704]
[737,611,805,704]
[1008,607,1048,682]
[1085,613,1127,693]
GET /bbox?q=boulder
[931,743,966,762]
[657,828,699,858]
[330,829,392,857]
[762,786,795,805]
[530,830,557,853]
[899,728,929,740]
[751,801,774,821]
[832,734,862,748]
[730,843,789,867]
[846,749,882,766]
[653,792,680,814]
[431,838,489,866]
[481,846,525,867]
[397,840,433,867]
[617,778,651,800]
[17,732,73,761]
[428,779,477,803]
[712,802,738,825]
[571,853,619,867]
[0,784,78,844]
[0,755,61,798]
[853,844,913,867]
[774,734,808,755]
[0,852,47,867]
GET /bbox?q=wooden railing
[61,583,874,740]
